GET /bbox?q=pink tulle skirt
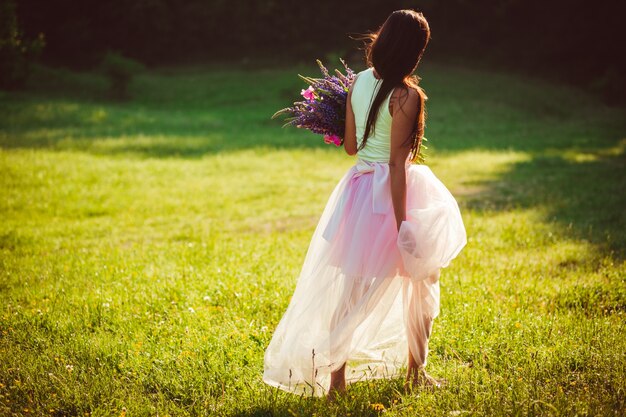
[263,159,467,396]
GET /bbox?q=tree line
[4,0,624,101]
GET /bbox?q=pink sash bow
[322,159,392,242]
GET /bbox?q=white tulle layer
[263,159,467,396]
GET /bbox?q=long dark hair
[360,10,431,163]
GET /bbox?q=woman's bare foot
[326,383,346,401]
[405,366,446,391]
[327,363,347,401]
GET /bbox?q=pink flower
[301,86,315,101]
[323,134,342,146]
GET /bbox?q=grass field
[1,61,625,416]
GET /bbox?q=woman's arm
[343,76,358,156]
[389,87,419,231]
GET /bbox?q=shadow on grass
[1,64,625,257]
[0,64,328,157]
[465,144,626,258]
[3,62,625,158]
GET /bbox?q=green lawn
[1,61,625,416]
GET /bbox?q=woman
[263,10,467,398]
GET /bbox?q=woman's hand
[389,86,419,231]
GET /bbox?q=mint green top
[351,67,393,162]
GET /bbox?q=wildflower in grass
[188,307,195,313]
[515,322,522,328]
[65,364,73,372]
[370,402,385,411]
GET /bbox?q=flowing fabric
[263,159,466,396]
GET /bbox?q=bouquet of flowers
[272,59,355,146]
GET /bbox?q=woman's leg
[327,276,370,398]
[404,278,443,388]
[328,362,347,400]
[405,314,441,387]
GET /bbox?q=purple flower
[272,59,355,146]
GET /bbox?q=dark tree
[11,0,625,99]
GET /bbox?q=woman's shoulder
[390,85,420,116]
[391,85,419,104]
[391,84,419,99]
